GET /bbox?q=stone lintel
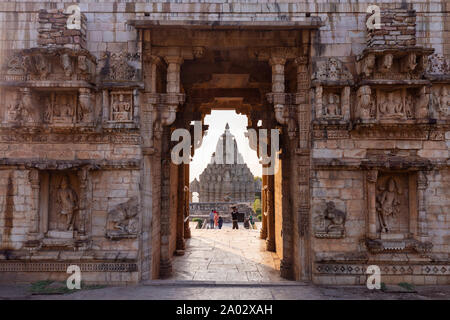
[129,18,323,30]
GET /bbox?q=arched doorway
[139,25,315,282]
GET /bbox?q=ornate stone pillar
[76,168,89,246]
[366,170,378,239]
[260,174,268,239]
[26,169,41,246]
[184,163,191,239]
[417,171,429,242]
[269,55,288,125]
[266,173,275,252]
[176,164,185,252]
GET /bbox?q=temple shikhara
[0,1,448,285]
[190,123,258,203]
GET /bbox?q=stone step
[143,280,309,287]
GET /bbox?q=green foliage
[398,282,415,291]
[29,280,106,295]
[253,198,261,215]
[257,214,262,221]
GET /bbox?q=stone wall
[0,0,448,285]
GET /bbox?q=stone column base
[159,259,172,278]
[266,238,275,252]
[184,225,191,239]
[280,259,294,280]
[260,229,267,239]
[176,237,185,251]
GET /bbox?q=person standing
[218,215,223,229]
[209,210,215,229]
[214,211,219,229]
[249,214,256,229]
[231,206,239,230]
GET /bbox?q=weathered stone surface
[0,0,448,286]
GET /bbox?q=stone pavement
[171,222,284,282]
[1,283,450,300]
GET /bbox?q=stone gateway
[0,1,449,285]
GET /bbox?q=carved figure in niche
[43,96,52,123]
[60,53,72,77]
[111,93,132,122]
[416,87,430,119]
[362,54,376,77]
[404,94,414,118]
[324,93,341,117]
[34,54,50,80]
[106,197,139,239]
[378,91,404,118]
[56,175,78,231]
[432,86,449,116]
[78,89,93,123]
[357,86,373,120]
[53,94,74,123]
[380,54,394,73]
[6,91,33,123]
[404,53,417,72]
[376,177,402,233]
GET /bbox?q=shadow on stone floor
[170,223,286,283]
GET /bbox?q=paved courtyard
[171,222,284,282]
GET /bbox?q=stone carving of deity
[325,93,340,117]
[415,87,430,119]
[378,91,404,118]
[357,86,373,120]
[362,54,375,77]
[56,175,78,231]
[376,177,402,233]
[53,95,74,123]
[111,93,132,122]
[433,86,449,117]
[404,53,417,72]
[380,54,394,73]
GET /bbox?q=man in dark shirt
[231,206,239,230]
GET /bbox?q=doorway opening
[170,110,285,282]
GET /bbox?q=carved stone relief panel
[376,89,408,120]
[109,91,134,122]
[46,172,80,238]
[431,85,449,118]
[375,173,409,236]
[314,201,346,238]
[105,197,139,240]
[356,86,375,120]
[46,92,77,125]
[100,52,141,82]
[2,89,40,124]
[373,88,428,121]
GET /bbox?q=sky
[189,110,262,182]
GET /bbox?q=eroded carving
[376,176,407,234]
[356,86,374,120]
[55,175,79,231]
[110,91,133,122]
[431,85,449,117]
[314,57,353,82]
[315,201,346,238]
[106,197,139,240]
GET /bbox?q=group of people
[209,210,224,229]
[207,206,256,230]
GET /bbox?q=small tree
[253,198,261,215]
